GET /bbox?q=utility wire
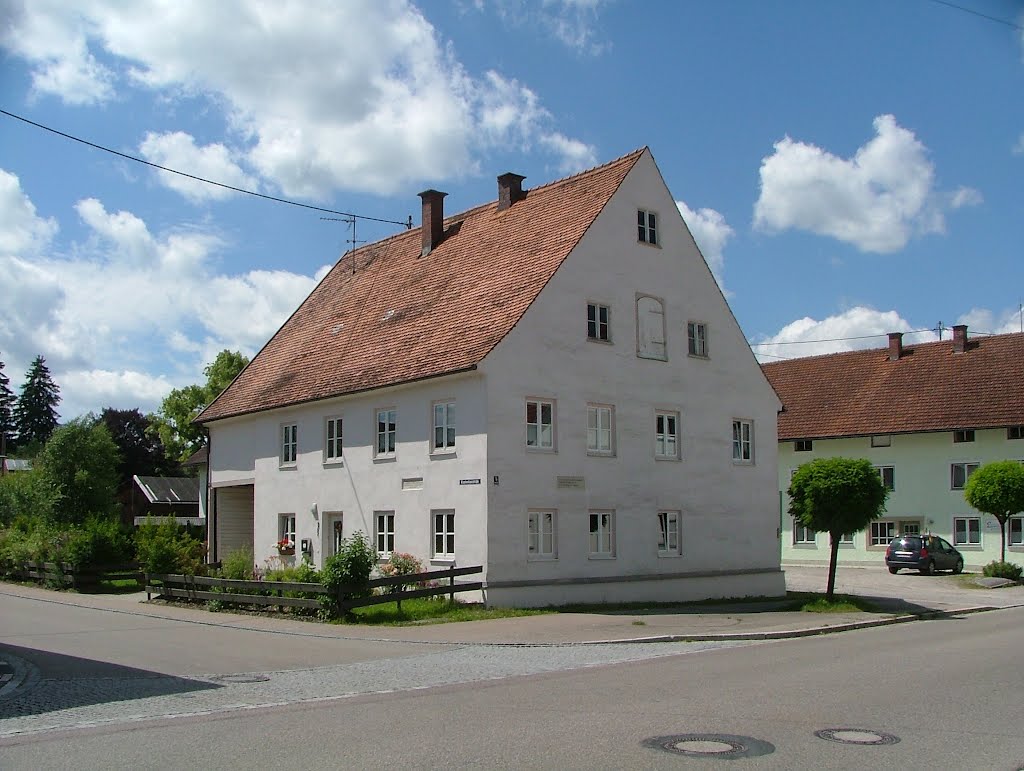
[749,328,937,346]
[923,0,1023,30]
[0,107,412,228]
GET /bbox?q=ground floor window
[278,514,296,551]
[954,517,981,546]
[870,521,895,547]
[528,510,557,559]
[837,532,854,545]
[375,511,395,557]
[1011,518,1023,547]
[793,520,815,545]
[432,509,455,558]
[589,510,615,557]
[657,511,681,556]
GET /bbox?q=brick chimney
[887,332,903,361]
[418,189,447,256]
[497,173,526,211]
[952,324,968,353]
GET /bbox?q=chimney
[418,189,447,256]
[887,332,903,361]
[952,324,968,353]
[497,173,526,211]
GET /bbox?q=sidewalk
[2,568,1016,646]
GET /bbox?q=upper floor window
[636,295,666,360]
[951,462,979,490]
[1008,426,1024,440]
[687,321,708,357]
[875,465,895,491]
[655,410,679,460]
[433,401,456,453]
[324,416,343,463]
[637,209,658,245]
[587,303,610,342]
[953,429,975,443]
[526,398,555,450]
[794,439,813,452]
[586,404,615,456]
[280,423,297,466]
[376,408,397,457]
[732,419,754,464]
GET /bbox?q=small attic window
[638,209,658,246]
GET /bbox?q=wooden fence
[7,561,143,589]
[145,564,483,613]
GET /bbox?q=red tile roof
[198,149,645,423]
[761,332,1024,440]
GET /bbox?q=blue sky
[2,0,1022,421]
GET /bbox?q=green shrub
[0,522,67,573]
[60,516,135,568]
[982,561,1022,581]
[320,531,376,618]
[136,518,206,576]
[219,546,256,580]
[0,469,60,526]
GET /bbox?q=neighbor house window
[795,439,813,452]
[655,410,680,459]
[280,423,297,466]
[279,514,296,547]
[954,429,975,443]
[871,435,892,448]
[432,509,455,558]
[875,465,895,491]
[687,321,708,357]
[528,510,557,559]
[954,517,981,546]
[1010,518,1023,546]
[586,404,615,456]
[433,401,456,453]
[376,408,397,457]
[589,510,615,557]
[526,398,555,450]
[793,521,815,545]
[732,419,754,463]
[951,462,979,490]
[1008,426,1024,440]
[870,521,896,547]
[637,209,658,245]
[657,511,681,556]
[587,303,610,342]
[636,295,667,360]
[375,511,395,557]
[838,532,854,545]
[324,416,343,463]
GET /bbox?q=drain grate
[815,728,900,746]
[210,674,271,684]
[642,733,775,759]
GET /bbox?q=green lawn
[338,597,551,625]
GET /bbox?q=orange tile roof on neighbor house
[198,149,646,423]
[761,326,1024,441]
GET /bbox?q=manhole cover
[815,728,900,746]
[642,733,775,759]
[211,674,271,684]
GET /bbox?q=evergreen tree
[14,355,61,447]
[0,354,15,452]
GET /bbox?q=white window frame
[432,400,456,454]
[280,423,297,466]
[432,509,455,559]
[636,294,667,361]
[838,532,855,545]
[655,409,680,460]
[951,462,979,490]
[687,321,708,357]
[588,510,616,558]
[793,520,815,545]
[1010,517,1023,547]
[324,416,343,464]
[637,208,658,245]
[375,408,397,459]
[870,520,896,547]
[526,398,556,451]
[732,419,754,464]
[279,513,296,547]
[953,429,976,443]
[870,435,892,448]
[527,509,557,560]
[953,516,981,546]
[375,511,395,557]
[794,439,813,452]
[586,403,615,456]
[657,511,681,557]
[587,302,610,342]
[875,465,895,491]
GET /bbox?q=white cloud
[58,369,176,418]
[1012,133,1024,156]
[0,1,593,196]
[956,307,1024,336]
[0,169,58,255]
[752,306,935,361]
[138,131,258,202]
[753,115,975,253]
[539,132,598,174]
[675,200,733,290]
[949,186,983,209]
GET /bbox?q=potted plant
[275,539,295,556]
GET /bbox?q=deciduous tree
[964,461,1024,564]
[37,417,121,526]
[99,407,177,486]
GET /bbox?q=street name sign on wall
[459,478,481,485]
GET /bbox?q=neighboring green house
[763,326,1024,569]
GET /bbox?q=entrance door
[324,512,344,558]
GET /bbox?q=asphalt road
[3,587,1024,769]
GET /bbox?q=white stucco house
[763,327,1024,569]
[196,148,784,606]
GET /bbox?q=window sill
[430,557,455,566]
[732,460,755,467]
[373,455,397,464]
[636,353,668,362]
[278,463,297,471]
[657,552,682,559]
[655,455,681,462]
[792,543,818,549]
[637,240,662,250]
[953,545,983,551]
[429,450,457,460]
[687,353,709,360]
[588,554,616,560]
[526,446,557,454]
[586,337,613,345]
[527,555,558,562]
[322,459,344,468]
[586,451,616,458]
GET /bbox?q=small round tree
[788,457,888,601]
[964,460,1024,565]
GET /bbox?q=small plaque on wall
[557,476,585,489]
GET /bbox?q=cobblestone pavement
[0,640,750,738]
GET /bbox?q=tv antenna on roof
[321,215,366,274]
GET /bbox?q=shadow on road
[0,643,221,720]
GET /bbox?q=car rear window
[891,537,921,550]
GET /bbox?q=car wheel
[953,558,964,575]
[888,566,899,574]
[921,560,935,576]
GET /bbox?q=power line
[749,328,937,346]
[0,107,413,229]
[923,0,1023,30]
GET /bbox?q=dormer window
[637,209,658,245]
